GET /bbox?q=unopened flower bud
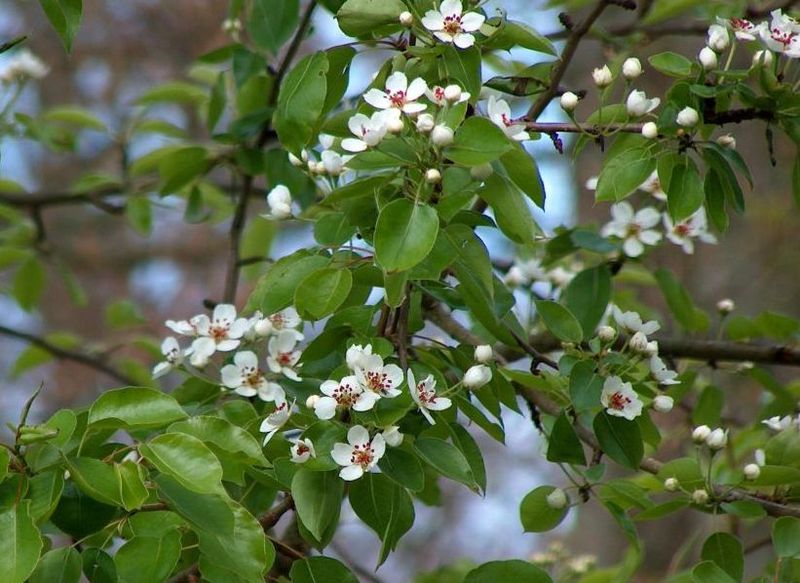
[677,107,699,128]
[463,364,492,389]
[744,463,761,480]
[706,428,728,450]
[254,318,273,336]
[305,394,320,409]
[752,50,774,68]
[386,116,404,133]
[664,477,679,492]
[592,65,613,88]
[629,331,649,353]
[716,134,736,149]
[443,84,462,102]
[692,489,709,505]
[716,298,735,314]
[431,124,454,147]
[622,57,642,80]
[470,163,493,180]
[653,395,674,413]
[641,121,658,139]
[645,340,659,357]
[416,113,435,133]
[382,425,404,447]
[546,488,568,509]
[597,325,616,342]
[288,152,304,167]
[474,344,493,364]
[707,24,730,52]
[560,91,579,112]
[699,46,718,71]
[692,425,711,443]
[425,168,442,183]
[399,11,413,26]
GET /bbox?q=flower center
[674,223,691,237]
[387,89,406,107]
[276,352,294,366]
[244,368,263,388]
[209,324,229,342]
[166,349,180,364]
[772,27,797,47]
[433,86,445,102]
[296,443,309,455]
[416,383,437,405]
[270,314,285,329]
[608,391,632,411]
[443,14,463,35]
[333,381,358,408]
[350,443,375,468]
[625,223,643,238]
[730,18,754,32]
[365,370,391,394]
[500,113,514,127]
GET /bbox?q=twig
[259,494,295,531]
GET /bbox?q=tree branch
[259,494,295,531]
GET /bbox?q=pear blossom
[265,185,293,219]
[266,329,303,381]
[408,369,452,425]
[601,202,662,257]
[724,17,761,41]
[0,50,49,83]
[663,209,717,254]
[597,325,616,342]
[346,344,373,370]
[314,375,378,419]
[760,10,800,57]
[638,171,666,201]
[692,489,709,504]
[752,50,774,67]
[664,477,679,492]
[188,304,249,363]
[266,307,304,340]
[652,395,674,413]
[426,84,470,106]
[716,134,736,149]
[152,337,183,378]
[744,463,761,480]
[612,305,661,337]
[625,90,660,117]
[592,65,613,88]
[331,425,386,481]
[341,109,400,152]
[706,24,730,52]
[705,428,728,450]
[650,355,680,386]
[431,124,455,146]
[364,72,428,114]
[421,0,485,49]
[221,351,285,402]
[628,331,649,353]
[504,257,546,287]
[416,113,435,133]
[692,425,712,443]
[425,168,442,183]
[676,107,699,127]
[622,57,643,79]
[600,376,643,420]
[698,47,718,71]
[259,400,293,445]
[305,394,320,409]
[641,122,659,139]
[290,438,316,463]
[165,315,204,336]
[474,344,493,364]
[355,354,403,398]
[546,488,568,509]
[399,11,414,27]
[463,364,492,389]
[717,299,735,314]
[382,426,404,447]
[321,150,352,176]
[762,415,800,432]
[560,91,579,112]
[487,96,529,141]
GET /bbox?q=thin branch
[259,494,295,531]
[0,324,136,385]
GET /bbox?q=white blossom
[265,307,304,339]
[650,355,680,386]
[612,306,660,337]
[652,395,674,413]
[699,46,718,71]
[425,168,442,183]
[762,415,800,432]
[759,10,800,57]
[346,344,373,371]
[639,171,666,201]
[321,150,352,176]
[266,329,303,381]
[600,376,643,420]
[663,208,717,254]
[692,425,712,443]
[331,425,386,481]
[416,113,435,133]
[692,489,709,504]
[364,72,428,114]
[641,122,659,139]
[546,488,568,509]
[421,0,486,49]
[189,304,249,363]
[628,331,649,353]
[341,109,400,152]
[622,57,643,79]
[152,337,183,378]
[706,24,730,52]
[717,299,735,314]
[706,428,728,450]
[597,325,616,342]
[664,477,680,491]
[356,354,403,398]
[592,65,613,88]
[676,107,700,127]
[724,17,761,41]
[601,202,662,257]
[0,50,48,83]
[625,90,660,117]
[744,463,761,480]
[266,185,293,219]
[259,400,293,445]
[382,426,404,447]
[221,351,285,402]
[487,96,529,141]
[399,11,414,27]
[408,369,452,424]
[752,50,774,67]
[463,364,492,389]
[560,91,579,112]
[716,134,736,149]
[474,344,493,364]
[290,438,316,463]
[431,124,455,146]
[314,375,377,419]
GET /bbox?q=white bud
[425,168,442,184]
[698,47,718,71]
[752,50,774,68]
[744,463,761,480]
[443,84,462,102]
[692,425,711,443]
[305,395,320,409]
[706,428,728,450]
[676,107,699,128]
[626,90,660,117]
[716,134,736,149]
[755,449,766,466]
[416,113,435,133]
[622,57,643,80]
[382,425,404,447]
[474,344,493,364]
[628,331,649,353]
[692,489,709,505]
[560,91,579,112]
[597,325,616,342]
[254,318,273,336]
[387,116,404,133]
[399,10,413,26]
[592,65,613,88]
[311,161,326,175]
[470,163,494,180]
[645,340,659,357]
[707,24,730,52]
[504,266,526,287]
[463,364,492,389]
[431,124,454,147]
[288,152,304,167]
[641,121,659,139]
[716,298,735,314]
[653,395,674,413]
[189,353,209,368]
[546,488,568,509]
[664,477,679,492]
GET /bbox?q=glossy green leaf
[563,265,612,338]
[414,437,477,489]
[547,413,586,465]
[169,416,268,466]
[534,300,583,343]
[593,412,643,470]
[115,532,181,583]
[290,557,359,583]
[0,501,43,583]
[477,174,538,245]
[773,516,800,557]
[595,145,656,202]
[248,0,298,54]
[88,387,187,430]
[38,0,82,52]
[295,267,353,320]
[247,252,329,314]
[81,548,117,583]
[692,561,737,583]
[666,159,705,221]
[375,199,439,272]
[335,0,405,37]
[649,51,694,77]
[569,360,603,414]
[446,117,512,166]
[500,142,545,208]
[292,469,343,541]
[274,52,328,153]
[13,257,46,312]
[30,547,81,583]
[378,447,425,492]
[139,433,223,494]
[465,560,553,583]
[701,532,743,581]
[520,485,569,533]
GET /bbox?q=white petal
[353,391,380,411]
[234,350,258,369]
[453,32,476,48]
[331,443,354,466]
[152,361,172,379]
[406,77,428,101]
[636,207,662,228]
[434,31,455,43]
[213,304,237,324]
[428,397,452,411]
[320,380,339,397]
[216,339,240,352]
[339,464,364,481]
[623,238,645,257]
[341,138,367,152]
[460,12,485,32]
[383,363,404,389]
[348,425,370,446]
[234,385,258,398]
[385,72,408,93]
[161,337,180,354]
[363,89,391,109]
[639,230,662,245]
[421,11,445,31]
[402,102,428,114]
[258,382,285,403]
[420,408,436,424]
[190,337,216,359]
[371,434,386,461]
[314,397,338,420]
[221,364,242,388]
[441,0,463,17]
[611,201,634,223]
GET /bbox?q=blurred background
[0,0,797,580]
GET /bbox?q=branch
[0,324,136,386]
[259,494,295,531]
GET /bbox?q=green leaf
[115,532,181,583]
[374,199,439,272]
[115,461,149,511]
[534,300,583,343]
[247,252,329,314]
[155,475,234,534]
[38,0,82,52]
[465,560,553,583]
[314,212,355,246]
[701,532,743,582]
[295,267,353,320]
[378,447,425,492]
[446,117,513,166]
[349,474,414,565]
[43,106,106,131]
[125,197,152,236]
[500,142,545,208]
[477,174,538,245]
[773,516,800,558]
[81,548,117,583]
[290,557,359,583]
[519,485,569,533]
[448,423,487,492]
[563,265,612,338]
[30,547,82,583]
[13,257,46,312]
[692,561,737,583]
[291,469,343,541]
[0,445,8,483]
[484,20,556,55]
[569,360,603,414]
[547,413,586,465]
[439,45,482,98]
[248,0,298,54]
[139,433,223,494]
[169,416,268,466]
[654,268,709,332]
[65,457,121,506]
[104,299,145,329]
[274,52,328,153]
[88,387,187,430]
[593,412,643,470]
[657,457,704,491]
[335,0,405,37]
[0,501,43,583]
[158,146,209,195]
[414,437,477,489]
[648,52,694,77]
[595,145,656,202]
[324,174,393,204]
[666,158,705,221]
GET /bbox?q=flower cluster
[0,50,49,83]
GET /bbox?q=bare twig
[259,494,295,531]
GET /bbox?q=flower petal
[331,444,354,466]
[339,464,364,481]
[347,424,370,446]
